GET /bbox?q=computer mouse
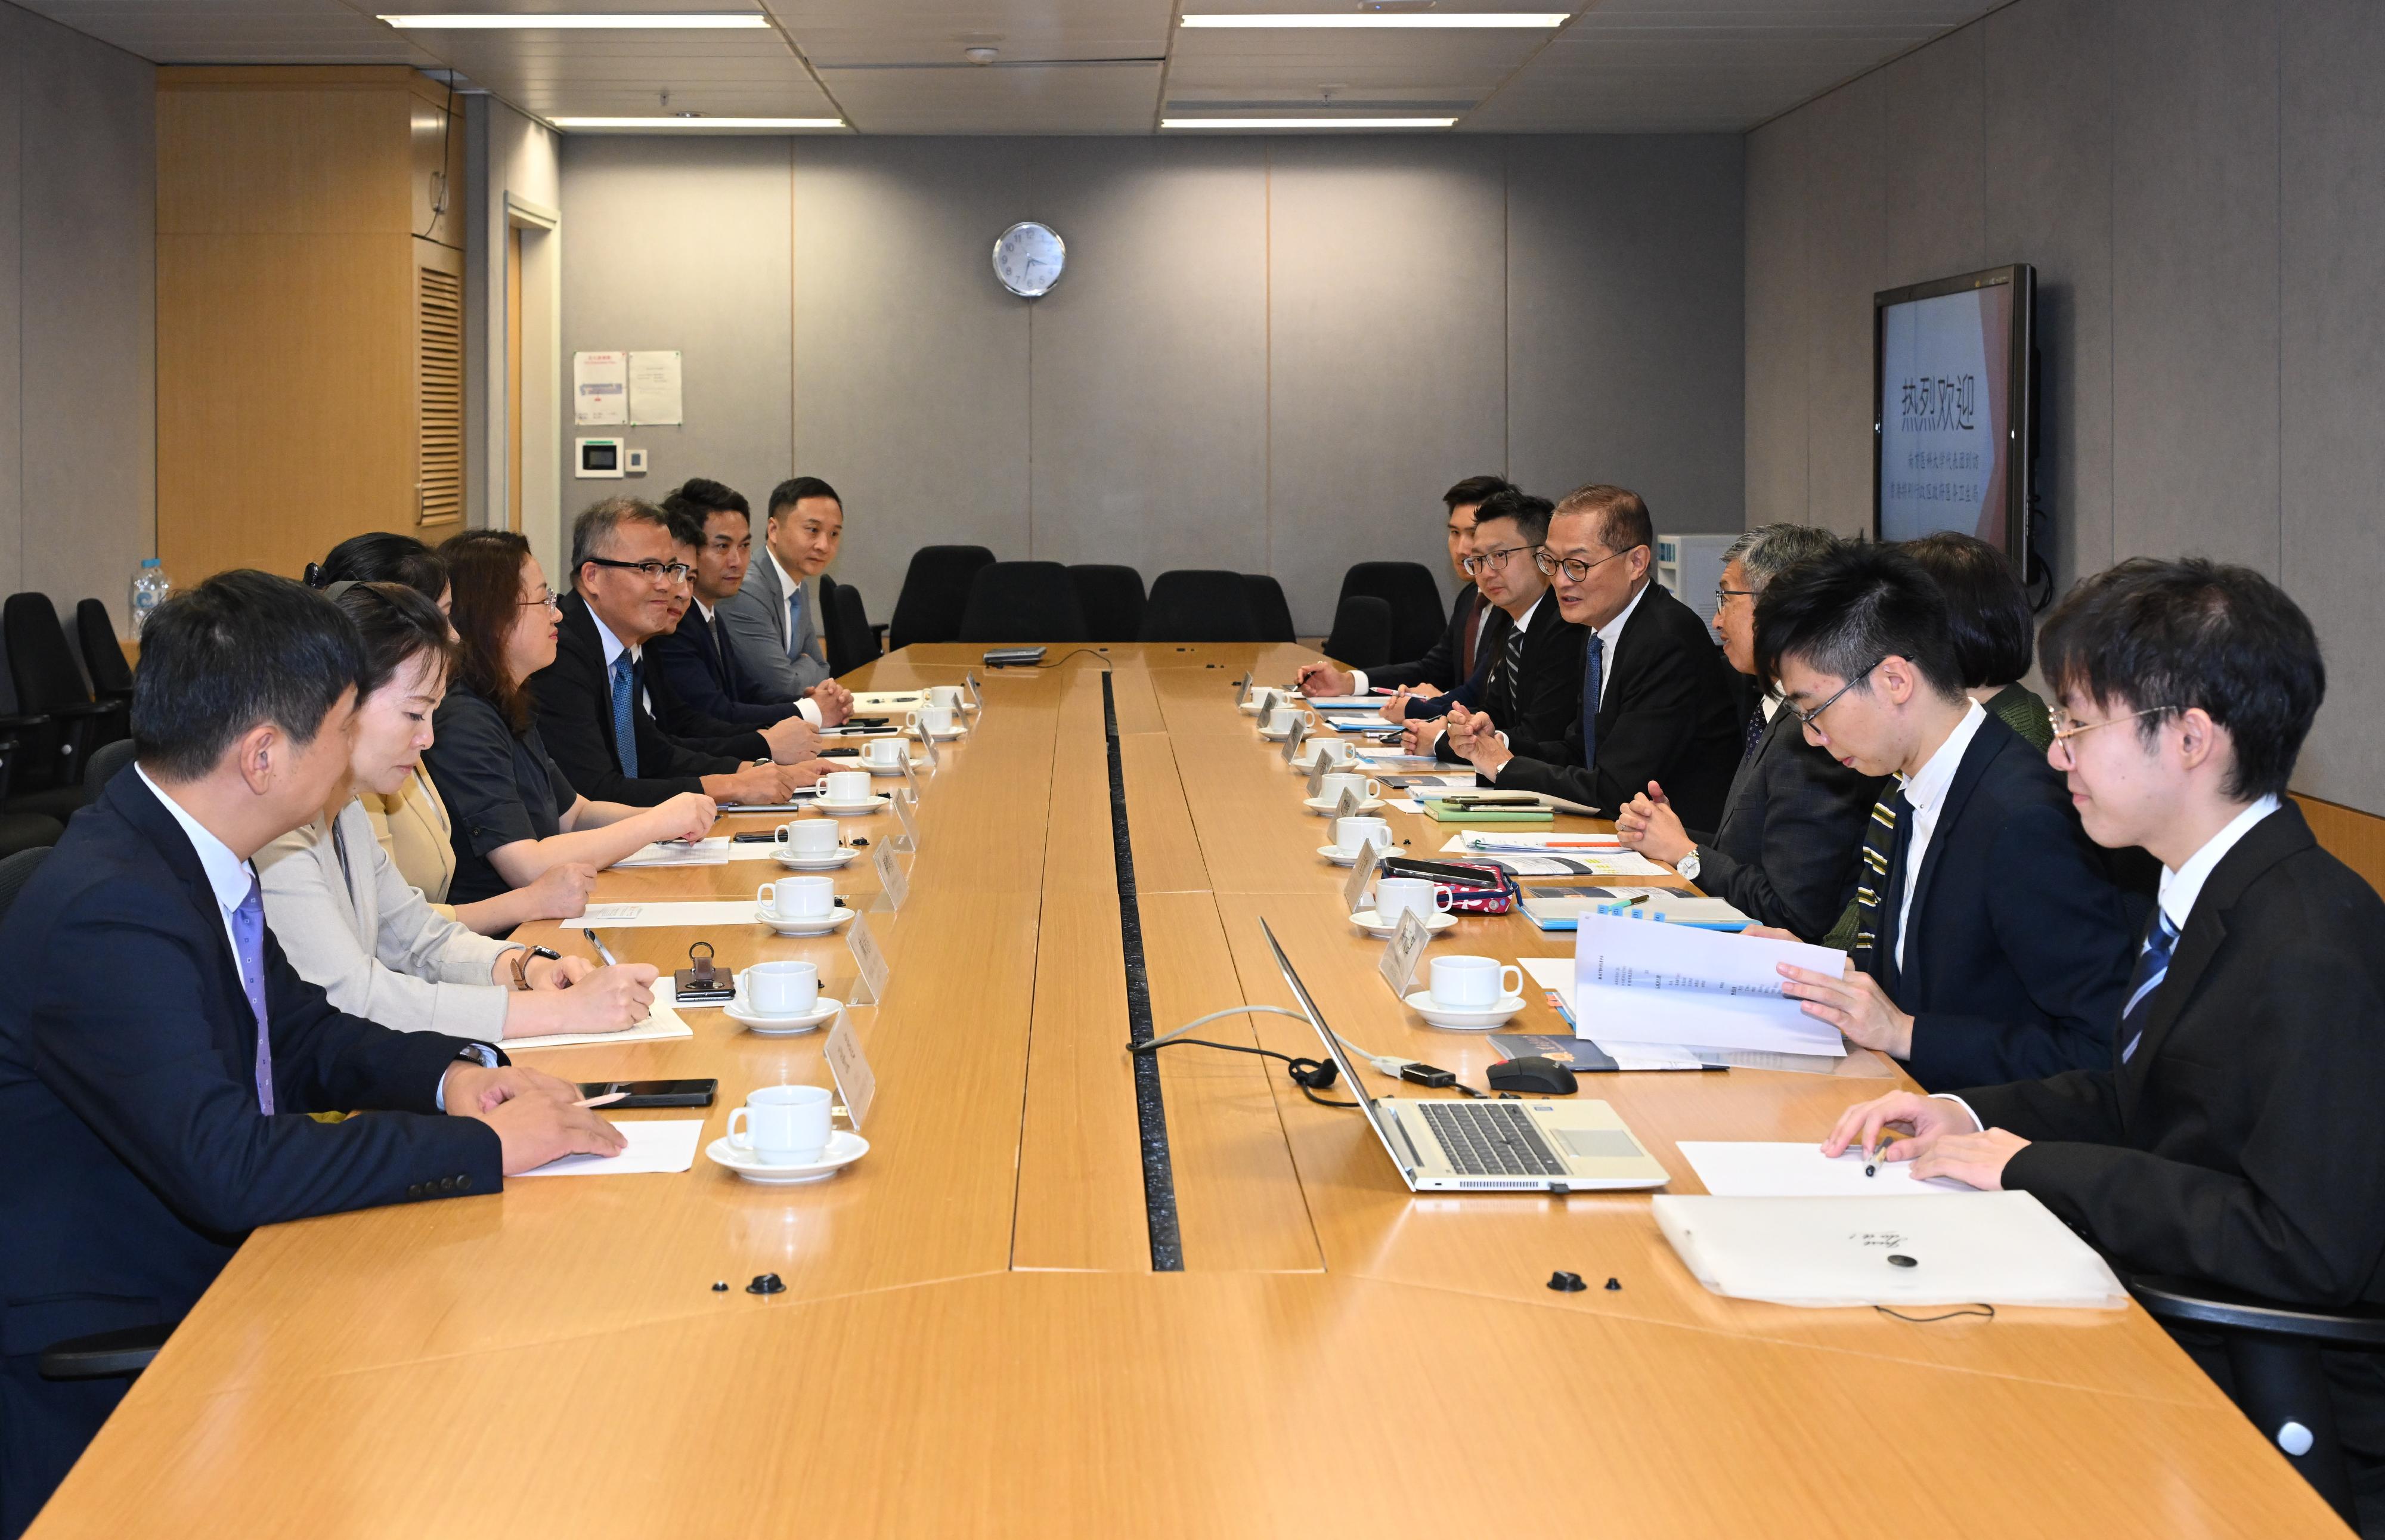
[1486,1055,1578,1095]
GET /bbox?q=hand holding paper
[1572,912,1848,1056]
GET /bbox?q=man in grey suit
[1613,523,1886,941]
[719,475,843,702]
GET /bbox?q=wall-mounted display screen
[1873,264,2034,569]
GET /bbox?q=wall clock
[992,221,1066,298]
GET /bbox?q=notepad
[500,999,696,1052]
[577,901,784,929]
[514,1118,705,1178]
[615,836,734,868]
[1677,1141,1974,1197]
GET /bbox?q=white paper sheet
[1677,1141,1974,1198]
[572,350,627,426]
[1573,913,1846,1056]
[515,1118,705,1178]
[627,350,682,425]
[577,901,783,929]
[1441,831,1620,850]
[614,837,733,869]
[500,999,696,1052]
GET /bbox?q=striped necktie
[2118,910,2181,1064]
[1497,613,1526,715]
[1850,789,1909,975]
[609,651,640,778]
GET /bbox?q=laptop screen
[1257,918,1415,1178]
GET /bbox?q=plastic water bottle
[129,557,171,638]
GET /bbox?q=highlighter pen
[583,928,622,968]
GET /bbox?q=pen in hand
[575,1090,628,1109]
[583,928,621,968]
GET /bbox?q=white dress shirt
[1590,580,1650,711]
[1892,699,1988,974]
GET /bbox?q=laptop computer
[1258,919,1670,1194]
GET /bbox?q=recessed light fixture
[1160,117,1460,129]
[1178,13,1566,27]
[551,116,846,129]
[379,13,771,29]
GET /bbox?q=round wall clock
[992,221,1066,298]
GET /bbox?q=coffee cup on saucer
[1316,771,1381,806]
[1374,876,1452,925]
[775,820,841,857]
[822,770,872,804]
[910,705,958,738]
[727,1084,833,1166]
[927,684,966,710]
[862,737,907,770]
[759,875,835,921]
[1332,816,1392,857]
[1427,955,1522,1011]
[1265,703,1314,736]
[743,959,820,1017]
[1304,738,1356,769]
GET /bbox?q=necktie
[786,585,806,662]
[230,874,274,1115]
[1578,631,1605,773]
[1850,789,1909,977]
[2118,910,2181,1064]
[1742,702,1768,761]
[1458,592,1482,679]
[609,652,640,778]
[1498,614,1526,717]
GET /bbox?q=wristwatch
[1676,849,1703,883]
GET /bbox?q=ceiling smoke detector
[964,45,999,64]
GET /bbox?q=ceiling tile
[763,0,1170,69]
[821,60,1161,133]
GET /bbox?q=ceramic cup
[822,770,872,804]
[1373,876,1453,924]
[1306,738,1356,769]
[1333,816,1393,856]
[1428,955,1522,1009]
[1266,703,1314,736]
[727,1084,833,1166]
[912,705,959,737]
[1317,772,1382,806]
[927,684,965,709]
[862,738,907,769]
[775,819,841,857]
[744,959,820,1017]
[759,875,835,920]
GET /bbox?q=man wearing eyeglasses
[1295,474,1510,705]
[526,497,834,810]
[1749,542,2131,1088]
[1441,482,1741,831]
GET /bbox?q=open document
[1572,911,1847,1056]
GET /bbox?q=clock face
[992,221,1066,298]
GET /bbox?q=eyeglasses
[1714,584,1760,606]
[1535,545,1642,583]
[584,556,696,585]
[517,588,560,611]
[1785,659,1884,731]
[1459,543,1542,577]
[2048,705,2165,763]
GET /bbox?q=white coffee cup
[1250,687,1280,715]
[862,737,906,769]
[911,705,958,737]
[1266,703,1314,736]
[927,684,965,710]
[1317,772,1382,806]
[744,959,820,1017]
[1429,955,1523,1009]
[823,770,872,804]
[1374,876,1452,924]
[1333,816,1392,856]
[775,819,840,857]
[759,875,835,919]
[1306,738,1356,769]
[728,1083,834,1166]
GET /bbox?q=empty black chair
[819,575,881,677]
[1337,561,1448,662]
[1068,565,1146,643]
[1138,570,1262,643]
[76,599,135,704]
[887,546,997,650]
[4,592,125,802]
[1240,574,1298,643]
[85,735,137,792]
[957,562,1089,645]
[0,842,51,925]
[1321,595,1394,669]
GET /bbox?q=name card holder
[1232,670,1253,703]
[1333,785,1361,824]
[1378,909,1432,999]
[871,838,910,910]
[1342,842,1381,918]
[891,784,922,853]
[1279,714,1308,767]
[963,671,984,712]
[845,909,890,1005]
[918,721,941,776]
[822,1009,876,1130]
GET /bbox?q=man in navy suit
[645,479,851,733]
[1751,543,2134,1088]
[0,572,622,1536]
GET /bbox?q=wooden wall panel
[2294,794,2385,899]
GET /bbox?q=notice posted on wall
[629,350,683,426]
[573,350,627,426]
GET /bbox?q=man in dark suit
[1817,558,2385,1535]
[1393,489,1581,763]
[0,572,622,1535]
[1294,473,1510,700]
[718,476,842,701]
[646,479,853,732]
[528,497,830,809]
[1441,483,1742,828]
[1614,523,1885,940]
[1754,543,2133,1089]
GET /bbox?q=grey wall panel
[1023,138,1269,584]
[559,134,792,579]
[1266,138,1508,630]
[0,5,25,610]
[1799,72,1887,536]
[1985,0,2114,591]
[1880,20,1986,289]
[1507,135,1745,536]
[1743,112,1808,526]
[18,9,154,626]
[2279,0,2385,808]
[790,139,1033,622]
[2109,0,2280,575]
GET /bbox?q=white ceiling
[16,0,2006,134]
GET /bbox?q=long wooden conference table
[30,644,2341,1537]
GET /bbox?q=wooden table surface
[27,643,2341,1538]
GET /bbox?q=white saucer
[1292,749,1356,772]
[1257,724,1308,742]
[1402,989,1528,1031]
[723,993,843,1036]
[707,1129,869,1185]
[1305,795,1386,816]
[815,795,889,816]
[865,760,924,776]
[760,903,855,936]
[1350,907,1460,940]
[1318,843,1390,867]
[774,846,858,870]
[903,725,965,741]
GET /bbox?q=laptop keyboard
[1417,1101,1568,1178]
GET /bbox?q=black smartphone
[1380,856,1506,889]
[730,831,780,843]
[575,1079,718,1109]
[844,715,890,729]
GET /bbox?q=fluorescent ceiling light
[1161,116,1458,128]
[1179,13,1567,27]
[552,116,844,129]
[379,13,770,29]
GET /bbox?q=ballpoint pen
[583,928,621,968]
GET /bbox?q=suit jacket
[1691,701,1888,941]
[1492,583,1742,829]
[1966,802,2385,1307]
[717,551,829,701]
[1432,596,1583,767]
[1369,584,1485,693]
[1878,711,2136,1089]
[0,770,503,1369]
[646,602,789,732]
[526,593,747,807]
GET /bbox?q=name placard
[963,671,984,712]
[891,783,921,852]
[918,720,941,774]
[1232,670,1253,703]
[845,909,890,1005]
[1379,908,1432,999]
[1305,757,1327,800]
[1342,842,1380,917]
[822,1009,876,1130]
[872,838,909,910]
[1279,713,1308,767]
[1333,784,1361,824]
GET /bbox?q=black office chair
[819,575,881,677]
[1068,565,1146,643]
[2127,1273,2385,1524]
[85,735,137,792]
[958,562,1089,644]
[1139,570,1262,643]
[1336,561,1448,662]
[75,599,135,705]
[1321,596,1394,668]
[1240,575,1298,643]
[887,546,997,650]
[6,593,127,797]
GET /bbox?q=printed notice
[573,350,627,426]
[628,350,683,426]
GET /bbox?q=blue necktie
[2118,909,2180,1064]
[786,585,806,662]
[609,652,640,778]
[1578,632,1605,772]
[1742,703,1768,761]
[230,874,274,1114]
